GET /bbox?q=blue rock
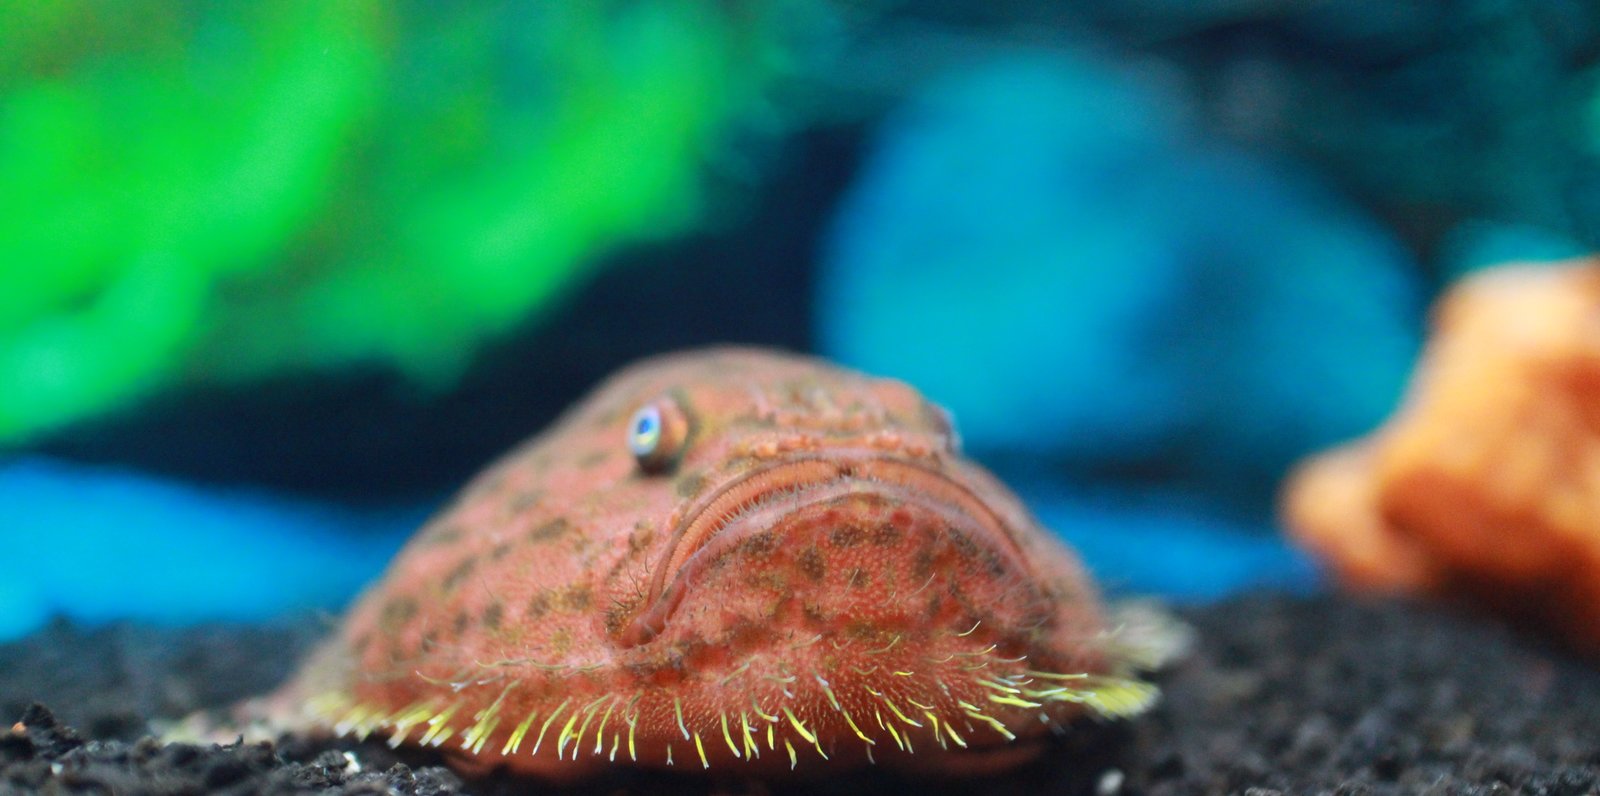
[1019,484,1323,603]
[0,457,424,641]
[820,51,1423,496]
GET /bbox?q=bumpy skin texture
[267,348,1159,779]
[1285,261,1600,657]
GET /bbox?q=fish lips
[616,456,1039,648]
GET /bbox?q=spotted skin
[258,348,1167,779]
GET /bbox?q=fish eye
[628,398,687,473]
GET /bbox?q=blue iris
[629,405,662,459]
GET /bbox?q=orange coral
[1285,260,1600,656]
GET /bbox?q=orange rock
[1285,260,1600,656]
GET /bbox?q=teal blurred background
[3,2,1598,638]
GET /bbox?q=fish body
[259,348,1167,778]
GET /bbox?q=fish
[229,348,1180,779]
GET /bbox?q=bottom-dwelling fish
[224,348,1182,779]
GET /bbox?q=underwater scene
[3,3,1600,794]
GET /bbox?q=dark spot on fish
[626,653,689,689]
[867,524,902,547]
[739,530,778,557]
[946,527,980,558]
[796,546,826,582]
[441,557,478,593]
[911,547,936,581]
[578,450,611,469]
[453,611,470,636]
[983,549,1007,578]
[528,518,571,545]
[802,602,828,625]
[944,528,1004,578]
[601,556,630,584]
[483,601,504,631]
[604,597,638,636]
[379,597,418,631]
[627,525,657,557]
[725,618,772,651]
[847,567,869,588]
[556,583,592,612]
[828,526,865,549]
[420,629,439,652]
[351,633,372,656]
[675,471,707,499]
[948,583,984,619]
[527,592,551,620]
[621,659,662,684]
[489,541,513,561]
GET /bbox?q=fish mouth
[615,455,1034,647]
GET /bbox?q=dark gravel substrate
[3,594,1597,795]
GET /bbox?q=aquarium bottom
[1,593,1596,795]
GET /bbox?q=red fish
[242,348,1176,779]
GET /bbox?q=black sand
[3,594,1597,795]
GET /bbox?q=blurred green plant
[0,1,814,442]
